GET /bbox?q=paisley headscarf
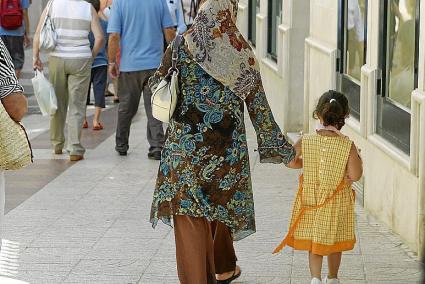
[184,0,261,100]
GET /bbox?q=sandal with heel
[216,268,241,284]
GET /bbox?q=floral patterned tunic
[150,41,295,241]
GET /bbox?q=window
[337,0,368,120]
[248,0,260,46]
[267,0,282,61]
[377,0,420,154]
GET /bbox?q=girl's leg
[92,66,107,127]
[84,71,93,128]
[94,107,102,126]
[309,252,323,280]
[327,252,342,279]
[173,215,216,284]
[210,221,239,280]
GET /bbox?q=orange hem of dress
[286,237,356,256]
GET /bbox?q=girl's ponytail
[313,90,349,130]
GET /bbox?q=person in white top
[346,0,365,78]
[181,0,198,27]
[166,0,187,34]
[32,0,104,162]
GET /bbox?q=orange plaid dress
[274,134,356,256]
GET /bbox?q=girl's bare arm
[346,143,363,182]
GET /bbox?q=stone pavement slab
[0,105,422,283]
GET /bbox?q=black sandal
[216,269,241,284]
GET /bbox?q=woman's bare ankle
[216,265,240,280]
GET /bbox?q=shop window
[377,0,420,154]
[248,0,260,46]
[267,0,282,61]
[337,0,368,120]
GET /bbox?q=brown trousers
[173,215,237,284]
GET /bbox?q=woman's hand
[1,93,28,122]
[24,34,31,48]
[33,57,43,71]
[286,138,303,169]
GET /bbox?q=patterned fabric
[184,0,261,100]
[284,134,356,256]
[149,42,295,241]
[0,39,24,99]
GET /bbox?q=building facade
[238,0,425,256]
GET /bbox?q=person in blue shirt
[0,0,30,78]
[107,0,175,158]
[84,0,109,131]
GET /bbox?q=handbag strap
[43,0,54,22]
[47,0,54,15]
[171,35,182,71]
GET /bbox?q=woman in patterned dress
[149,0,295,283]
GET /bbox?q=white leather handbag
[39,0,57,52]
[151,35,182,123]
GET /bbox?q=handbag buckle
[167,66,179,76]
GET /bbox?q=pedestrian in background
[166,0,187,35]
[0,0,31,78]
[276,91,363,284]
[107,0,176,158]
[84,0,109,131]
[0,39,27,249]
[149,0,295,282]
[181,0,198,28]
[33,0,104,162]
[101,0,119,104]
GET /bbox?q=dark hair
[313,90,349,130]
[85,0,100,12]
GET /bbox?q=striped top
[0,39,24,99]
[50,0,93,58]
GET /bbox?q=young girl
[274,90,363,284]
[83,0,109,130]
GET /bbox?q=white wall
[239,0,425,255]
[303,0,424,255]
[240,0,309,133]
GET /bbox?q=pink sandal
[92,123,104,131]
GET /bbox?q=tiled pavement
[0,104,422,283]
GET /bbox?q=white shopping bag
[31,70,57,116]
